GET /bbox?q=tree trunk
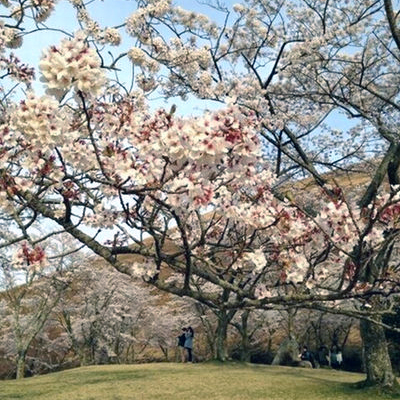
[159,344,169,361]
[78,348,91,366]
[239,310,251,362]
[239,333,251,362]
[16,350,27,379]
[215,311,229,361]
[360,318,399,391]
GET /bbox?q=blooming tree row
[0,255,196,377]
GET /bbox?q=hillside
[1,362,397,400]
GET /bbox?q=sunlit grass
[1,362,398,400]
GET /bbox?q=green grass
[0,362,398,400]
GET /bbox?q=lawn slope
[0,362,397,400]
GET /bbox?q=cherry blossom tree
[0,0,400,390]
[55,261,193,365]
[55,263,124,366]
[0,227,87,378]
[300,310,355,353]
[0,252,71,379]
[121,0,400,389]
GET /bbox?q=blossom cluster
[12,242,47,271]
[30,0,55,22]
[84,202,121,229]
[126,0,171,39]
[39,32,107,96]
[0,22,21,50]
[8,0,55,23]
[125,2,216,97]
[171,6,218,37]
[9,93,66,151]
[73,3,121,46]
[0,54,34,83]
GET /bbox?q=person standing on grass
[331,345,343,369]
[300,345,315,368]
[184,326,194,363]
[336,348,343,369]
[177,327,187,362]
[317,345,330,367]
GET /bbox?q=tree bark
[215,310,230,361]
[360,318,399,391]
[239,334,251,362]
[238,310,251,362]
[16,350,27,379]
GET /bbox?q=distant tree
[0,258,69,378]
[300,311,354,352]
[55,261,193,365]
[0,233,89,378]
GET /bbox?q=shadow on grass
[205,362,400,399]
[349,379,400,399]
[301,378,400,399]
[275,367,400,399]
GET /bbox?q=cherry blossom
[39,31,106,96]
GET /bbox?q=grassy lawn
[1,362,398,400]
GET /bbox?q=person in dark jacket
[300,346,315,368]
[177,328,187,362]
[184,326,194,362]
[317,345,330,367]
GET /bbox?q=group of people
[177,327,194,363]
[177,328,343,368]
[300,345,343,369]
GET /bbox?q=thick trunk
[215,311,229,361]
[16,351,27,379]
[239,333,251,362]
[360,318,399,390]
[239,310,251,362]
